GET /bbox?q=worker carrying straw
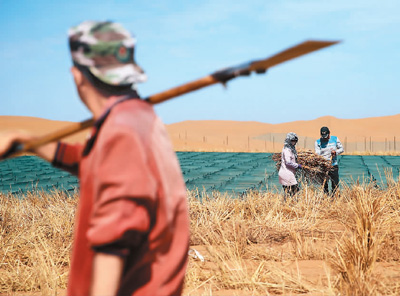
[273,135,334,189]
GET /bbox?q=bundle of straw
[272,150,334,184]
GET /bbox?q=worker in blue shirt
[315,126,344,195]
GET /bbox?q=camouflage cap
[68,21,147,86]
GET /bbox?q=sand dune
[167,114,400,152]
[1,114,399,153]
[0,116,90,145]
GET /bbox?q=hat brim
[89,63,147,86]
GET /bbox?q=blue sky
[1,0,399,124]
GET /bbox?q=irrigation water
[1,153,400,196]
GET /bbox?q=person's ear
[71,66,84,86]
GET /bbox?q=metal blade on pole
[249,40,340,72]
[147,40,340,104]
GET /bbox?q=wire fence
[173,132,400,153]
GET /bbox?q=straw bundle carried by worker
[272,150,334,184]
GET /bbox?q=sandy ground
[2,114,400,153]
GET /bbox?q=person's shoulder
[330,135,338,141]
[110,99,156,123]
[118,98,154,113]
[282,146,293,153]
[101,99,158,140]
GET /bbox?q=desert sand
[1,114,400,153]
[167,114,400,153]
[0,116,90,145]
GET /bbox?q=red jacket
[53,97,189,296]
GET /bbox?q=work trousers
[282,184,299,197]
[324,165,339,195]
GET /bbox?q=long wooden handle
[1,75,220,158]
[2,39,340,158]
[25,118,95,151]
[146,75,218,105]
[1,118,95,158]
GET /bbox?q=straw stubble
[1,178,400,295]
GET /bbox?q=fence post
[364,137,366,152]
[370,136,372,152]
[273,136,275,152]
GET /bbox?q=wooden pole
[15,118,94,155]
[1,40,340,159]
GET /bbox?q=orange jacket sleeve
[52,142,83,176]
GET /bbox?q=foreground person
[0,21,189,296]
[278,132,307,197]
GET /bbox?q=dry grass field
[1,179,400,295]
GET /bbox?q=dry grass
[1,181,400,295]
[0,191,75,295]
[186,182,400,295]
